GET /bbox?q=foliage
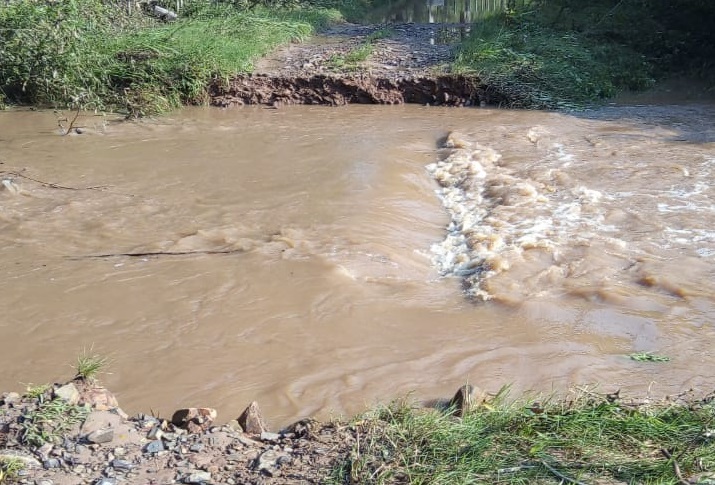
[23,383,52,401]
[75,350,109,381]
[21,398,89,447]
[453,10,653,109]
[331,389,715,484]
[0,0,341,115]
[0,457,25,484]
[629,352,671,363]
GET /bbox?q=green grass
[0,457,25,484]
[330,388,715,484]
[21,397,89,447]
[75,349,109,381]
[23,383,51,401]
[453,12,653,109]
[327,26,392,69]
[0,0,342,116]
[630,352,671,363]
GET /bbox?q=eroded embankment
[208,23,504,108]
[209,74,501,107]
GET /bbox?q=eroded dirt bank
[209,23,500,108]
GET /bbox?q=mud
[209,23,499,107]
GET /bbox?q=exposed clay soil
[209,22,504,108]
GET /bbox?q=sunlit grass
[330,388,715,484]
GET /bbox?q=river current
[1,103,713,425]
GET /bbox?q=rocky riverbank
[0,377,475,485]
[209,23,503,108]
[0,379,354,484]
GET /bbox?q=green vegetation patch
[21,398,89,447]
[0,0,341,116]
[453,11,653,109]
[331,389,715,484]
[629,352,671,363]
[328,27,392,69]
[0,457,25,484]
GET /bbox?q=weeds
[75,350,108,381]
[331,388,715,484]
[630,352,671,363]
[23,384,51,401]
[21,398,88,447]
[0,457,25,484]
[0,0,341,116]
[327,27,392,70]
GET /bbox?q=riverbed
[1,103,713,426]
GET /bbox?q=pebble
[260,432,281,442]
[35,480,53,485]
[184,471,212,483]
[95,478,118,485]
[86,428,114,444]
[111,459,135,471]
[42,459,61,469]
[144,440,165,454]
[189,443,204,452]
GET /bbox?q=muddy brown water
[1,103,714,427]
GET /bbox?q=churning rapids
[1,103,714,426]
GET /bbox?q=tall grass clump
[333,389,715,484]
[0,0,342,116]
[453,9,653,109]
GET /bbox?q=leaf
[628,352,670,363]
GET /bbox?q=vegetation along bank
[0,0,713,115]
[2,355,715,484]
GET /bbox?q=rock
[111,459,135,471]
[260,432,281,442]
[1,392,20,405]
[226,420,242,432]
[144,440,165,454]
[95,479,118,485]
[147,426,163,440]
[237,402,268,434]
[53,383,80,405]
[42,458,61,469]
[0,452,41,469]
[443,132,472,150]
[171,408,217,434]
[86,428,114,444]
[35,443,53,461]
[79,386,119,411]
[448,384,486,417]
[35,480,54,485]
[255,450,291,477]
[184,471,212,483]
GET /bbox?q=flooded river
[1,103,714,426]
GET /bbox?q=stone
[79,386,119,411]
[144,440,165,454]
[35,443,53,461]
[53,383,80,405]
[0,452,41,469]
[147,426,163,440]
[171,408,217,434]
[42,458,61,469]
[95,479,118,485]
[184,471,212,483]
[111,459,135,471]
[226,420,242,432]
[260,432,281,442]
[35,480,54,485]
[1,392,20,405]
[448,384,486,418]
[255,450,291,477]
[86,428,114,444]
[237,402,268,435]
